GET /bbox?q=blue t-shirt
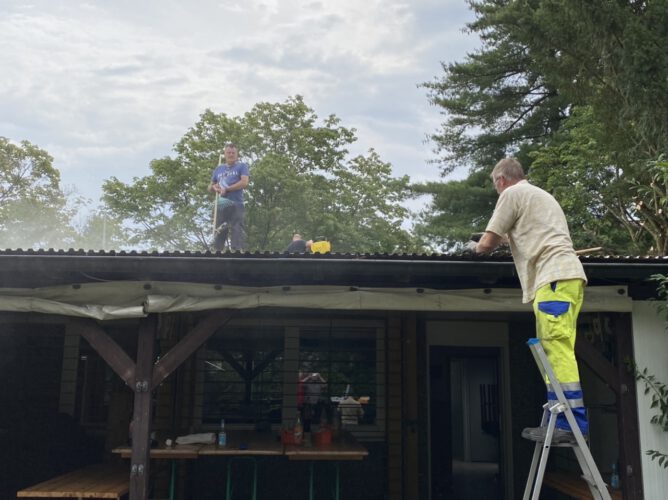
[211,162,250,204]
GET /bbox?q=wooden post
[403,313,419,500]
[613,313,644,500]
[386,314,402,500]
[129,315,157,500]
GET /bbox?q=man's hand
[463,240,478,253]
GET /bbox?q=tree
[103,96,414,252]
[72,210,130,251]
[0,137,80,249]
[413,170,498,251]
[527,107,649,252]
[420,0,668,254]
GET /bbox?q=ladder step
[521,427,577,444]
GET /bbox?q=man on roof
[209,143,250,251]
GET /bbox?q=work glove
[463,240,478,254]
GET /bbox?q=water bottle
[218,418,227,447]
[610,462,620,489]
[293,413,303,445]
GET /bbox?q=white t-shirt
[485,180,587,303]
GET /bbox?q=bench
[544,471,622,500]
[16,463,129,499]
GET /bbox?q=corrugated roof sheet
[0,248,666,263]
[0,249,665,298]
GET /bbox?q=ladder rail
[524,339,612,500]
[522,403,550,500]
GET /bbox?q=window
[298,326,378,426]
[196,318,386,438]
[199,326,284,425]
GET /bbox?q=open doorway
[430,346,502,499]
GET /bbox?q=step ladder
[522,338,612,500]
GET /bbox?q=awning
[0,281,632,321]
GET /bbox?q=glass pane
[200,326,284,425]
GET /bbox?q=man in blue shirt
[208,143,250,251]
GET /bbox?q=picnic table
[16,463,129,499]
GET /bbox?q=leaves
[419,0,668,255]
[0,137,82,249]
[102,96,415,252]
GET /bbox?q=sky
[1,0,481,217]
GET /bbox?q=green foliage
[630,159,668,255]
[72,210,130,251]
[528,106,648,253]
[102,96,414,252]
[635,365,668,467]
[420,0,668,254]
[0,137,81,249]
[413,169,498,251]
[636,367,668,432]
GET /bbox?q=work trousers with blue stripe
[533,279,588,434]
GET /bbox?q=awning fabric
[0,281,631,321]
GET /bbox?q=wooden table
[16,463,129,499]
[111,444,203,459]
[200,432,283,500]
[111,444,202,500]
[198,431,283,456]
[284,432,368,461]
[285,432,368,500]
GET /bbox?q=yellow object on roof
[310,240,331,254]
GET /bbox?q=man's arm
[475,231,504,254]
[218,175,249,195]
[209,181,222,193]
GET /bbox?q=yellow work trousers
[533,278,588,433]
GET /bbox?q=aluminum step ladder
[522,338,612,500]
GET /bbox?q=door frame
[426,321,514,500]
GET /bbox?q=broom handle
[212,153,224,238]
[575,247,603,255]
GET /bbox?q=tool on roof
[211,153,224,245]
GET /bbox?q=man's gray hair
[492,157,525,181]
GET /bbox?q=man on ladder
[469,157,589,442]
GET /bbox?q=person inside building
[469,157,588,443]
[339,392,364,427]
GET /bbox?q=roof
[1,249,666,299]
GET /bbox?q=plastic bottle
[610,462,620,490]
[218,418,227,447]
[293,413,304,445]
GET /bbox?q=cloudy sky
[1,0,480,212]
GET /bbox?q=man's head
[224,143,239,165]
[292,233,302,241]
[491,157,525,194]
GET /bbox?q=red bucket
[281,430,297,445]
[312,429,332,445]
